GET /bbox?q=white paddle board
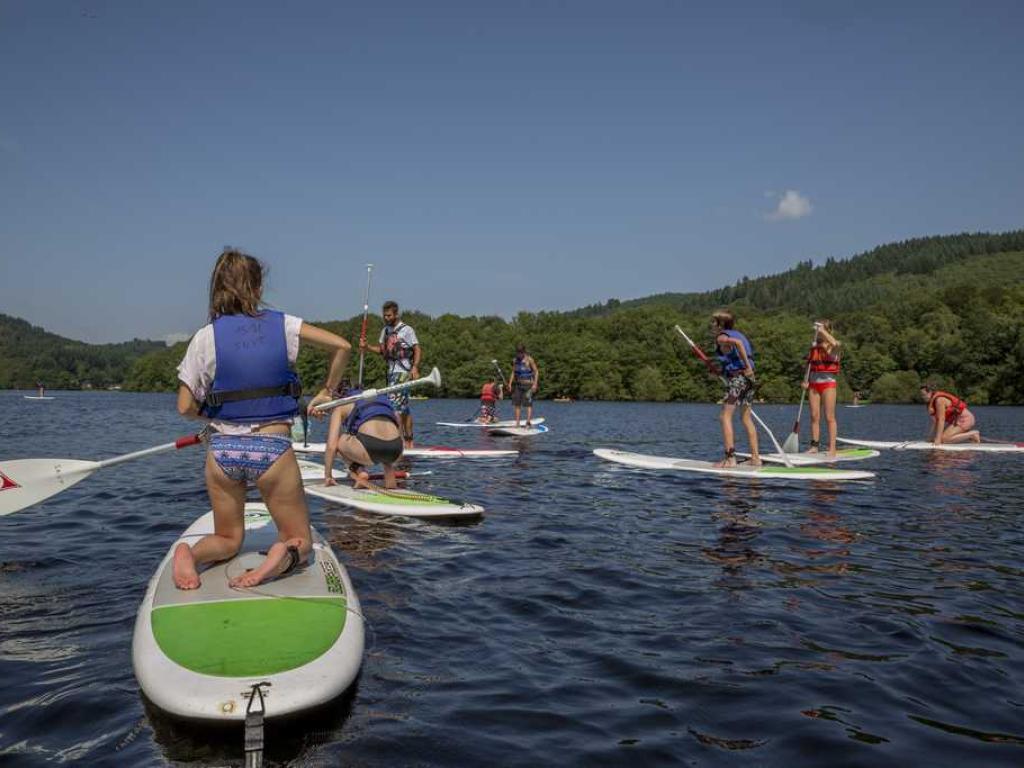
[486,424,550,437]
[292,442,517,459]
[436,417,545,428]
[594,449,874,481]
[838,437,1024,453]
[23,396,55,400]
[297,461,483,517]
[132,503,363,722]
[736,447,881,465]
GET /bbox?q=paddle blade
[0,459,98,516]
[425,366,442,388]
[782,430,800,454]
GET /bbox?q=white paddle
[0,433,204,516]
[782,328,819,454]
[312,367,442,413]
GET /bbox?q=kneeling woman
[175,248,351,590]
[323,385,404,489]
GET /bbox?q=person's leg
[823,386,838,456]
[336,434,374,487]
[740,404,760,464]
[807,387,822,452]
[943,410,981,443]
[173,451,247,589]
[716,403,737,467]
[323,408,344,486]
[230,450,312,588]
[382,463,397,490]
[525,390,534,426]
[401,411,414,448]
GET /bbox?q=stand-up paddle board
[132,503,363,721]
[23,396,55,400]
[297,462,426,482]
[844,405,867,408]
[594,449,874,481]
[736,447,881,465]
[436,418,545,428]
[838,437,1024,453]
[298,461,483,517]
[487,424,550,437]
[292,442,517,459]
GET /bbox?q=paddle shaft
[95,433,204,469]
[313,367,440,412]
[357,263,374,387]
[787,330,818,436]
[491,360,508,388]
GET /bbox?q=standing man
[510,343,540,427]
[362,300,420,447]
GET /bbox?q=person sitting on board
[319,379,404,489]
[803,319,841,457]
[361,300,420,449]
[711,310,760,467]
[510,343,540,427]
[920,382,982,445]
[174,248,351,590]
[477,378,503,423]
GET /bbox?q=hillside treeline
[125,248,1024,404]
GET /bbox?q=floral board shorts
[723,374,756,407]
[387,370,411,415]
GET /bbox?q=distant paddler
[510,343,540,427]
[920,382,981,445]
[36,381,45,398]
[803,319,841,457]
[361,300,420,448]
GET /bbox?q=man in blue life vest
[361,300,421,448]
[510,343,540,427]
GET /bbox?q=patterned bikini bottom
[209,433,293,484]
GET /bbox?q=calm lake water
[1,391,1023,767]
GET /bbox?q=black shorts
[355,432,404,465]
[511,384,534,407]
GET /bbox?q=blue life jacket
[343,390,399,434]
[716,330,755,375]
[513,355,534,383]
[201,310,302,423]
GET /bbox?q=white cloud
[165,332,191,347]
[764,189,812,221]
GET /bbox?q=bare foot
[714,456,737,468]
[748,457,762,467]
[806,445,819,454]
[173,543,200,590]
[229,545,289,589]
[324,475,337,487]
[970,432,981,443]
[351,467,372,489]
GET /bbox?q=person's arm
[411,344,422,379]
[177,384,206,420]
[301,323,352,413]
[815,325,840,351]
[530,357,539,392]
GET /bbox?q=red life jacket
[806,343,840,374]
[480,382,498,403]
[928,391,967,425]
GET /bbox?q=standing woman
[174,248,351,590]
[803,319,841,457]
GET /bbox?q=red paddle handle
[175,434,203,449]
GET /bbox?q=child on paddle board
[361,301,420,448]
[803,320,841,457]
[711,310,760,467]
[920,382,982,445]
[478,378,503,423]
[510,344,539,427]
[320,380,404,489]
[175,248,351,591]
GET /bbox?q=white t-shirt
[177,313,303,435]
[378,321,419,377]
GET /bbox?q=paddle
[490,359,509,389]
[674,325,794,468]
[782,328,819,454]
[0,433,204,516]
[356,263,374,387]
[312,367,442,413]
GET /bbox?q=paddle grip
[175,434,203,449]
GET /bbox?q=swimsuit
[209,433,292,484]
[354,432,404,464]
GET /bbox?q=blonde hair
[711,309,735,330]
[816,319,833,332]
[208,248,265,320]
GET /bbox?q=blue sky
[1,1,1022,343]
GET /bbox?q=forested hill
[0,314,164,390]
[6,229,1024,404]
[571,230,1024,317]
